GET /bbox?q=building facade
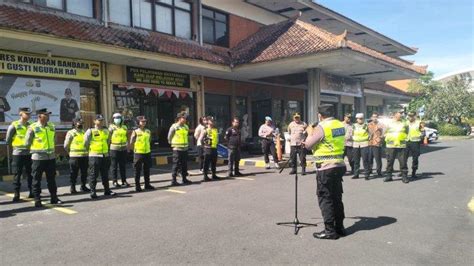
[0,0,426,155]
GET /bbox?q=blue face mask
[114,118,122,124]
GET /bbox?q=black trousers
[134,153,151,186]
[172,150,188,180]
[343,146,354,172]
[110,150,127,182]
[32,159,57,201]
[12,154,33,193]
[353,146,370,177]
[290,145,306,169]
[228,147,241,173]
[316,166,346,233]
[369,146,383,175]
[261,139,278,163]
[88,156,111,192]
[204,148,217,176]
[406,141,421,172]
[197,145,204,171]
[69,157,88,186]
[385,148,408,177]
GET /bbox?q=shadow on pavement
[410,172,445,182]
[420,145,450,155]
[345,216,397,235]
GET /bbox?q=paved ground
[0,140,473,265]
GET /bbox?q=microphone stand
[276,152,317,235]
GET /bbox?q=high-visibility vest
[353,123,369,142]
[206,128,219,149]
[134,128,151,154]
[109,124,128,149]
[170,123,189,148]
[408,120,422,142]
[89,128,109,155]
[385,120,408,148]
[11,120,30,150]
[29,122,55,154]
[312,119,345,164]
[67,129,87,157]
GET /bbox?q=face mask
[114,118,122,124]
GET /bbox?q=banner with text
[126,66,190,88]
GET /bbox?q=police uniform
[352,119,370,179]
[64,123,90,193]
[225,126,242,177]
[203,126,220,181]
[6,107,33,201]
[288,114,308,175]
[406,113,424,178]
[384,117,409,183]
[168,114,191,186]
[25,108,61,207]
[109,116,129,187]
[131,117,154,192]
[85,115,116,198]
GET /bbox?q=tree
[407,71,441,114]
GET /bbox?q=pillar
[355,79,366,115]
[307,68,321,124]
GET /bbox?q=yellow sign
[0,50,101,81]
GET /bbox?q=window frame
[21,0,97,18]
[202,5,229,47]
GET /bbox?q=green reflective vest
[408,120,422,142]
[68,129,87,157]
[312,118,345,164]
[206,128,219,149]
[109,124,128,149]
[385,120,408,148]
[134,128,151,154]
[353,123,369,142]
[29,122,55,154]
[89,128,109,155]
[11,120,30,150]
[171,123,189,148]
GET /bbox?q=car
[424,126,438,143]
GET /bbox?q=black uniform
[317,166,346,234]
[225,126,241,176]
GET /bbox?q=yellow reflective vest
[407,120,422,142]
[29,122,55,154]
[89,128,109,155]
[352,123,369,142]
[385,120,408,148]
[109,124,128,149]
[312,118,345,164]
[11,120,30,150]
[171,123,189,149]
[206,128,219,149]
[67,129,87,157]
[134,128,151,154]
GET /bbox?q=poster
[320,72,362,97]
[0,75,80,125]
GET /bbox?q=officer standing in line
[384,110,409,183]
[352,113,370,180]
[168,111,192,186]
[84,114,116,198]
[287,112,308,175]
[194,116,208,173]
[258,116,279,169]
[25,108,62,207]
[7,107,33,201]
[224,117,242,178]
[201,116,220,181]
[406,111,425,179]
[303,104,347,240]
[109,113,129,188]
[64,118,91,194]
[342,113,354,174]
[368,112,384,178]
[130,116,155,192]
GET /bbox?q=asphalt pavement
[0,140,473,265]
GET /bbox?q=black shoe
[302,168,306,175]
[383,176,393,182]
[289,169,297,175]
[377,173,383,178]
[411,172,418,179]
[182,178,192,184]
[104,190,117,196]
[122,180,130,187]
[90,192,98,199]
[228,172,234,178]
[135,186,142,192]
[313,230,339,240]
[336,227,347,237]
[202,176,211,182]
[171,180,181,186]
[234,171,243,177]
[112,181,121,188]
[34,200,42,208]
[50,197,63,204]
[212,175,221,180]
[144,184,155,190]
[80,185,91,193]
[364,175,370,180]
[12,192,20,202]
[402,176,410,184]
[351,175,359,179]
[70,185,78,194]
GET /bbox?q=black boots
[12,191,20,202]
[70,185,78,194]
[301,167,306,175]
[171,176,181,186]
[112,180,121,188]
[411,170,418,179]
[289,168,297,175]
[50,195,63,204]
[402,175,410,184]
[121,179,130,187]
[313,230,339,240]
[80,184,91,193]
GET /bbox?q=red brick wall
[228,15,262,48]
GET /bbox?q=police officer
[130,116,155,192]
[201,116,220,181]
[194,116,208,173]
[352,113,370,180]
[342,113,354,174]
[64,118,90,194]
[287,112,308,175]
[258,116,279,169]
[85,114,116,198]
[25,108,62,207]
[168,111,191,186]
[109,113,129,188]
[7,107,33,201]
[368,112,384,178]
[224,117,242,178]
[303,104,346,240]
[384,110,409,183]
[406,111,424,179]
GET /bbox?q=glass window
[175,0,191,10]
[175,9,191,39]
[157,0,172,4]
[215,21,227,46]
[31,0,63,9]
[202,7,229,47]
[205,93,230,136]
[132,0,152,29]
[67,0,93,17]
[109,0,131,26]
[155,4,173,34]
[202,18,214,44]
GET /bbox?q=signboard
[0,75,80,124]
[320,72,362,97]
[126,66,190,88]
[0,50,101,81]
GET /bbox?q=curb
[153,155,228,166]
[239,159,316,168]
[0,171,62,183]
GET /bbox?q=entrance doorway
[251,99,272,137]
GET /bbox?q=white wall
[365,94,384,106]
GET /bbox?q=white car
[424,127,438,143]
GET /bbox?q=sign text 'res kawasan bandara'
[0,50,101,81]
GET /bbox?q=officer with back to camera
[406,111,425,179]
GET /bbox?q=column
[307,68,321,124]
[355,79,366,115]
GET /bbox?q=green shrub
[438,123,466,136]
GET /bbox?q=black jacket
[225,127,241,149]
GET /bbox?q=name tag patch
[331,127,345,137]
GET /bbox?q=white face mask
[114,118,122,125]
